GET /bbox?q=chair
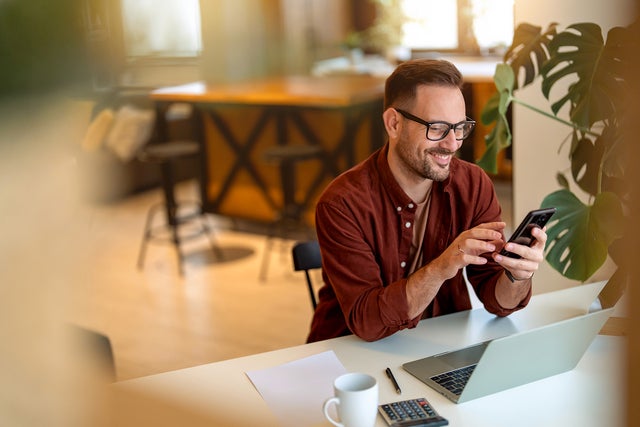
[71,325,116,382]
[292,240,322,310]
[259,144,324,280]
[136,104,222,275]
[136,140,222,275]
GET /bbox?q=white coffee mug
[323,372,378,427]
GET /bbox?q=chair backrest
[71,325,116,382]
[292,240,322,310]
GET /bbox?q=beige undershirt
[408,182,433,275]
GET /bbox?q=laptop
[402,307,614,403]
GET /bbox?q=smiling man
[307,59,547,343]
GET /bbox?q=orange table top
[149,75,386,108]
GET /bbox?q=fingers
[461,222,506,246]
[493,227,547,278]
[460,222,506,251]
[457,238,496,256]
[501,226,546,261]
[467,221,507,236]
[455,239,494,271]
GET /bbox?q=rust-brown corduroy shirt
[307,144,530,343]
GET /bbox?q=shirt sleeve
[315,201,421,341]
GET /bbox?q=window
[120,0,202,58]
[401,0,514,53]
[402,0,458,50]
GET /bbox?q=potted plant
[477,20,638,307]
[362,0,409,62]
[341,31,366,64]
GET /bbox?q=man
[307,59,546,343]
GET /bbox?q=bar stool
[259,144,324,281]
[136,140,221,275]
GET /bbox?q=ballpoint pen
[385,367,402,394]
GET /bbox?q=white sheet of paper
[246,350,347,427]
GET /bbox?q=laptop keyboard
[430,364,477,396]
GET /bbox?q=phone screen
[500,207,556,259]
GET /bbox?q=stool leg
[199,213,224,260]
[259,238,273,282]
[160,160,184,276]
[280,159,298,221]
[260,158,308,281]
[259,221,280,282]
[137,204,160,270]
[172,225,184,276]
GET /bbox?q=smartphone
[500,207,556,259]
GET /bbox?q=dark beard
[422,148,454,182]
[396,140,454,182]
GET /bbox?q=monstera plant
[478,20,638,306]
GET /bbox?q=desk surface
[149,75,386,108]
[111,282,625,427]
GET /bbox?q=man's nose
[439,130,460,151]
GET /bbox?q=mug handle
[323,396,344,427]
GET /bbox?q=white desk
[110,282,625,427]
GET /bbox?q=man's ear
[382,108,400,139]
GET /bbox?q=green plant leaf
[504,22,557,89]
[480,91,500,125]
[556,172,569,189]
[600,109,629,199]
[477,117,510,173]
[541,190,624,281]
[570,133,602,197]
[493,62,515,96]
[476,65,514,173]
[570,124,625,197]
[540,23,628,129]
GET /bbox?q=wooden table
[150,76,386,222]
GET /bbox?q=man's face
[392,85,466,182]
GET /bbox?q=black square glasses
[395,108,476,141]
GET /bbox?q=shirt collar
[376,143,454,208]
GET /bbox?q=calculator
[378,397,449,426]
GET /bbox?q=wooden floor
[64,179,513,381]
[64,181,323,381]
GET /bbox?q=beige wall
[280,0,351,74]
[199,0,350,83]
[513,0,637,294]
[200,0,284,83]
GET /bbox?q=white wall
[513,0,637,293]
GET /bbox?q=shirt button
[396,206,402,212]
[408,203,414,209]
[400,261,406,268]
[405,222,411,228]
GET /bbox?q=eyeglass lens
[428,122,475,141]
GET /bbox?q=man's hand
[406,222,506,318]
[436,221,506,281]
[492,226,548,281]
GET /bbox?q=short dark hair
[384,59,464,109]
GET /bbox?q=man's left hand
[492,226,547,281]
